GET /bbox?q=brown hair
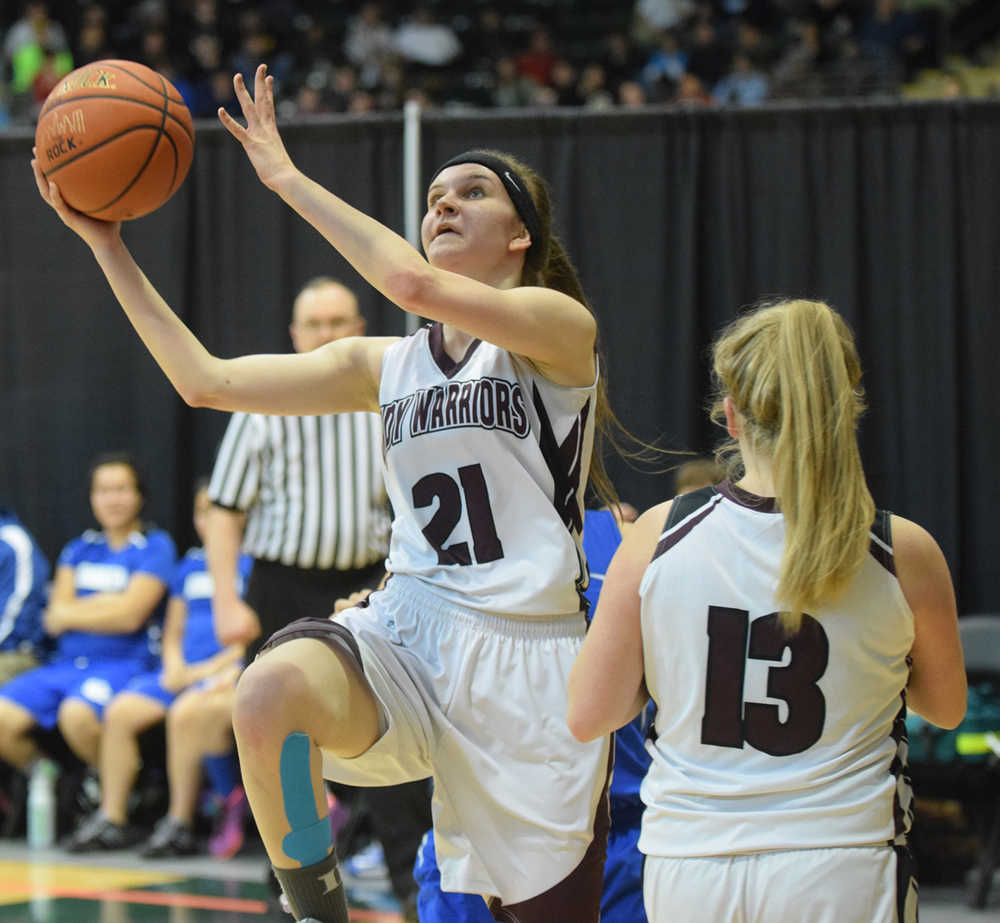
[487,150,623,512]
[710,298,874,631]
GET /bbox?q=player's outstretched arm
[219,65,433,312]
[31,154,388,416]
[218,65,597,386]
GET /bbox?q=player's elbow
[566,703,603,744]
[909,681,967,730]
[383,267,438,315]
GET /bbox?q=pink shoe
[327,791,350,844]
[208,785,248,859]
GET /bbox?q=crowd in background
[2,0,999,128]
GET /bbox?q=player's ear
[723,396,741,439]
[509,223,531,254]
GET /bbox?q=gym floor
[0,839,995,922]
[0,840,405,922]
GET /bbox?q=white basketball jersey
[378,323,595,617]
[638,482,914,857]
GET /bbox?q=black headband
[431,151,542,262]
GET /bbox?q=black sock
[273,849,349,923]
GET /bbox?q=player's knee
[57,698,97,736]
[101,695,132,731]
[0,700,30,737]
[232,656,311,752]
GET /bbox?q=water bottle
[27,759,57,849]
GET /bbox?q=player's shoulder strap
[868,508,896,575]
[663,484,718,532]
[871,508,892,547]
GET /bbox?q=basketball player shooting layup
[32,63,620,923]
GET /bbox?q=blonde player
[569,298,967,923]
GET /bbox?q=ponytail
[711,299,874,631]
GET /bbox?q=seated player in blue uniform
[412,504,653,923]
[0,505,51,686]
[0,453,175,788]
[65,482,250,851]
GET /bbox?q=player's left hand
[218,64,296,192]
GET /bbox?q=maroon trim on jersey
[716,479,779,513]
[487,744,612,922]
[531,383,587,535]
[868,538,895,575]
[868,510,896,575]
[428,322,481,379]
[651,493,722,561]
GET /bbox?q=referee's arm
[206,505,259,647]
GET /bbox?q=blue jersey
[54,528,176,663]
[0,509,51,654]
[583,509,654,821]
[172,548,253,664]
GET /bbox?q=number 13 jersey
[638,482,914,857]
[378,323,596,618]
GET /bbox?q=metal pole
[402,99,422,335]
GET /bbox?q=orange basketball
[35,60,194,222]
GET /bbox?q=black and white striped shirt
[207,412,389,570]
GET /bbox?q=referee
[203,277,429,921]
[205,276,388,659]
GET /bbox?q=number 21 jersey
[379,323,595,618]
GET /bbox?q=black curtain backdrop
[1,100,997,612]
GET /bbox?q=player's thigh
[103,691,168,735]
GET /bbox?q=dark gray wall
[2,100,997,611]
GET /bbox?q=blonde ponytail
[711,299,874,632]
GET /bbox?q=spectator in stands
[642,28,689,100]
[393,5,462,69]
[0,453,175,778]
[550,58,581,106]
[344,1,397,90]
[770,18,824,97]
[713,50,770,104]
[73,4,114,66]
[517,26,558,87]
[674,71,714,103]
[859,0,925,86]
[603,32,647,97]
[686,18,733,91]
[579,63,616,108]
[63,482,250,852]
[1,1,72,122]
[492,54,539,108]
[618,79,648,106]
[632,0,697,49]
[0,506,50,687]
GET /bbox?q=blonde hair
[710,299,874,631]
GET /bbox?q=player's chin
[426,238,467,269]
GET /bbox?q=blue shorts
[121,672,176,708]
[414,822,648,923]
[602,816,647,923]
[0,658,148,727]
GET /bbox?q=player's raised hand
[219,64,296,191]
[31,150,122,250]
